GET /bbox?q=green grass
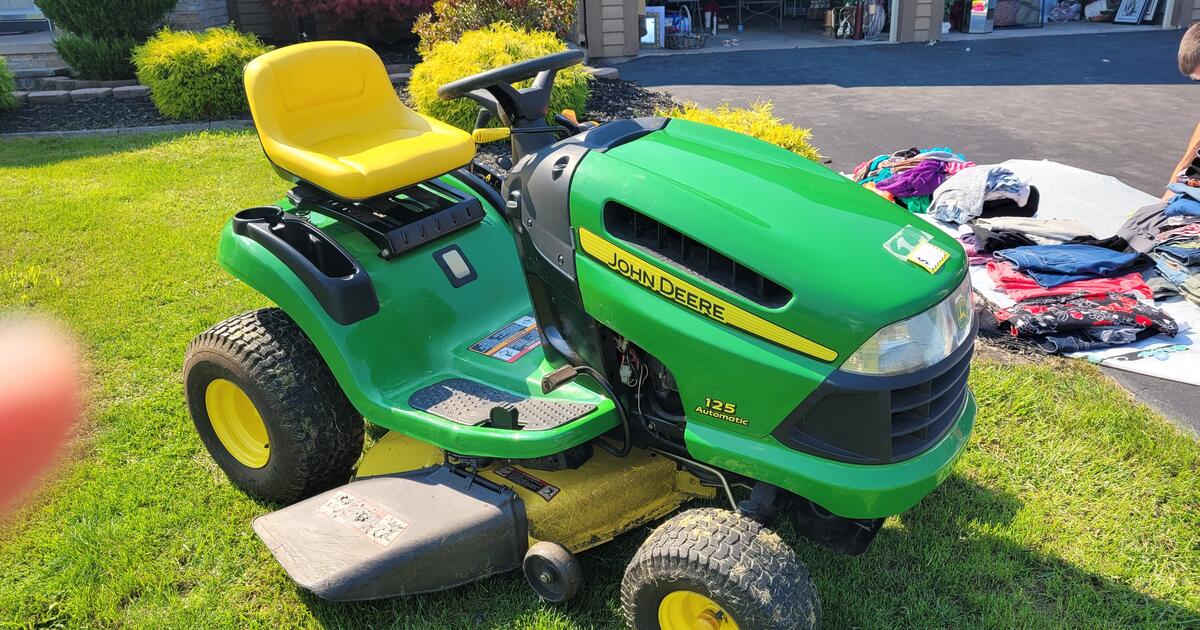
[0,132,1197,629]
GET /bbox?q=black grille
[772,336,974,465]
[888,350,971,461]
[603,203,792,308]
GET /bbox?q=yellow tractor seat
[244,41,475,201]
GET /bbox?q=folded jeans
[1037,327,1145,354]
[1155,241,1200,266]
[1150,252,1195,287]
[995,244,1146,288]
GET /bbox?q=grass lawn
[0,132,1197,629]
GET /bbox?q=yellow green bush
[413,0,576,54]
[655,101,822,162]
[133,27,271,120]
[408,23,590,132]
[0,58,15,110]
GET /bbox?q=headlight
[841,276,974,376]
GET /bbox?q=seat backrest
[244,41,433,153]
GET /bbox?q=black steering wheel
[436,50,585,126]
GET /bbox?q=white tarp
[918,160,1200,386]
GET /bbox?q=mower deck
[356,433,715,553]
[251,432,715,601]
[253,465,528,601]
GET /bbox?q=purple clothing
[875,159,944,198]
[959,233,992,266]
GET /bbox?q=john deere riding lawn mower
[183,41,977,629]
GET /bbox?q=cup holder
[233,206,284,235]
[231,204,380,325]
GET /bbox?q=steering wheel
[436,50,585,126]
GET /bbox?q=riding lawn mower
[183,41,977,629]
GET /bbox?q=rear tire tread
[185,308,363,504]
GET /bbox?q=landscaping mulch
[587,77,679,121]
[0,98,247,134]
[0,75,675,143]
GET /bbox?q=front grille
[772,336,974,464]
[888,350,972,461]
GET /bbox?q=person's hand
[0,318,82,512]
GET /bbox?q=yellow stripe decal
[578,228,837,362]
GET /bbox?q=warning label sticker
[493,465,560,502]
[318,490,409,547]
[469,315,542,363]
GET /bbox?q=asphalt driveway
[619,30,1195,196]
[620,30,1200,437]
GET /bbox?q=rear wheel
[184,308,363,504]
[621,508,819,630]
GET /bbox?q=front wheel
[184,308,363,504]
[621,508,820,630]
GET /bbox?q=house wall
[584,0,640,59]
[169,0,229,30]
[226,0,298,41]
[1166,0,1199,26]
[896,0,940,42]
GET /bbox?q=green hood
[571,118,968,357]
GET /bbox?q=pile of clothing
[1119,185,1200,304]
[980,238,1176,353]
[850,147,1197,355]
[960,187,1196,353]
[928,166,1036,225]
[853,147,975,214]
[852,147,1045,227]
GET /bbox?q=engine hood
[568,118,967,362]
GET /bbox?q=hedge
[133,27,271,121]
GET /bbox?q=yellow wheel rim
[658,590,740,630]
[205,378,270,469]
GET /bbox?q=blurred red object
[0,318,82,512]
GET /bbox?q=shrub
[656,101,822,162]
[413,0,576,53]
[133,27,271,120]
[35,0,176,79]
[0,58,15,110]
[53,34,139,81]
[34,0,175,39]
[408,23,590,132]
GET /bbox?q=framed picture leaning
[1114,0,1149,23]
